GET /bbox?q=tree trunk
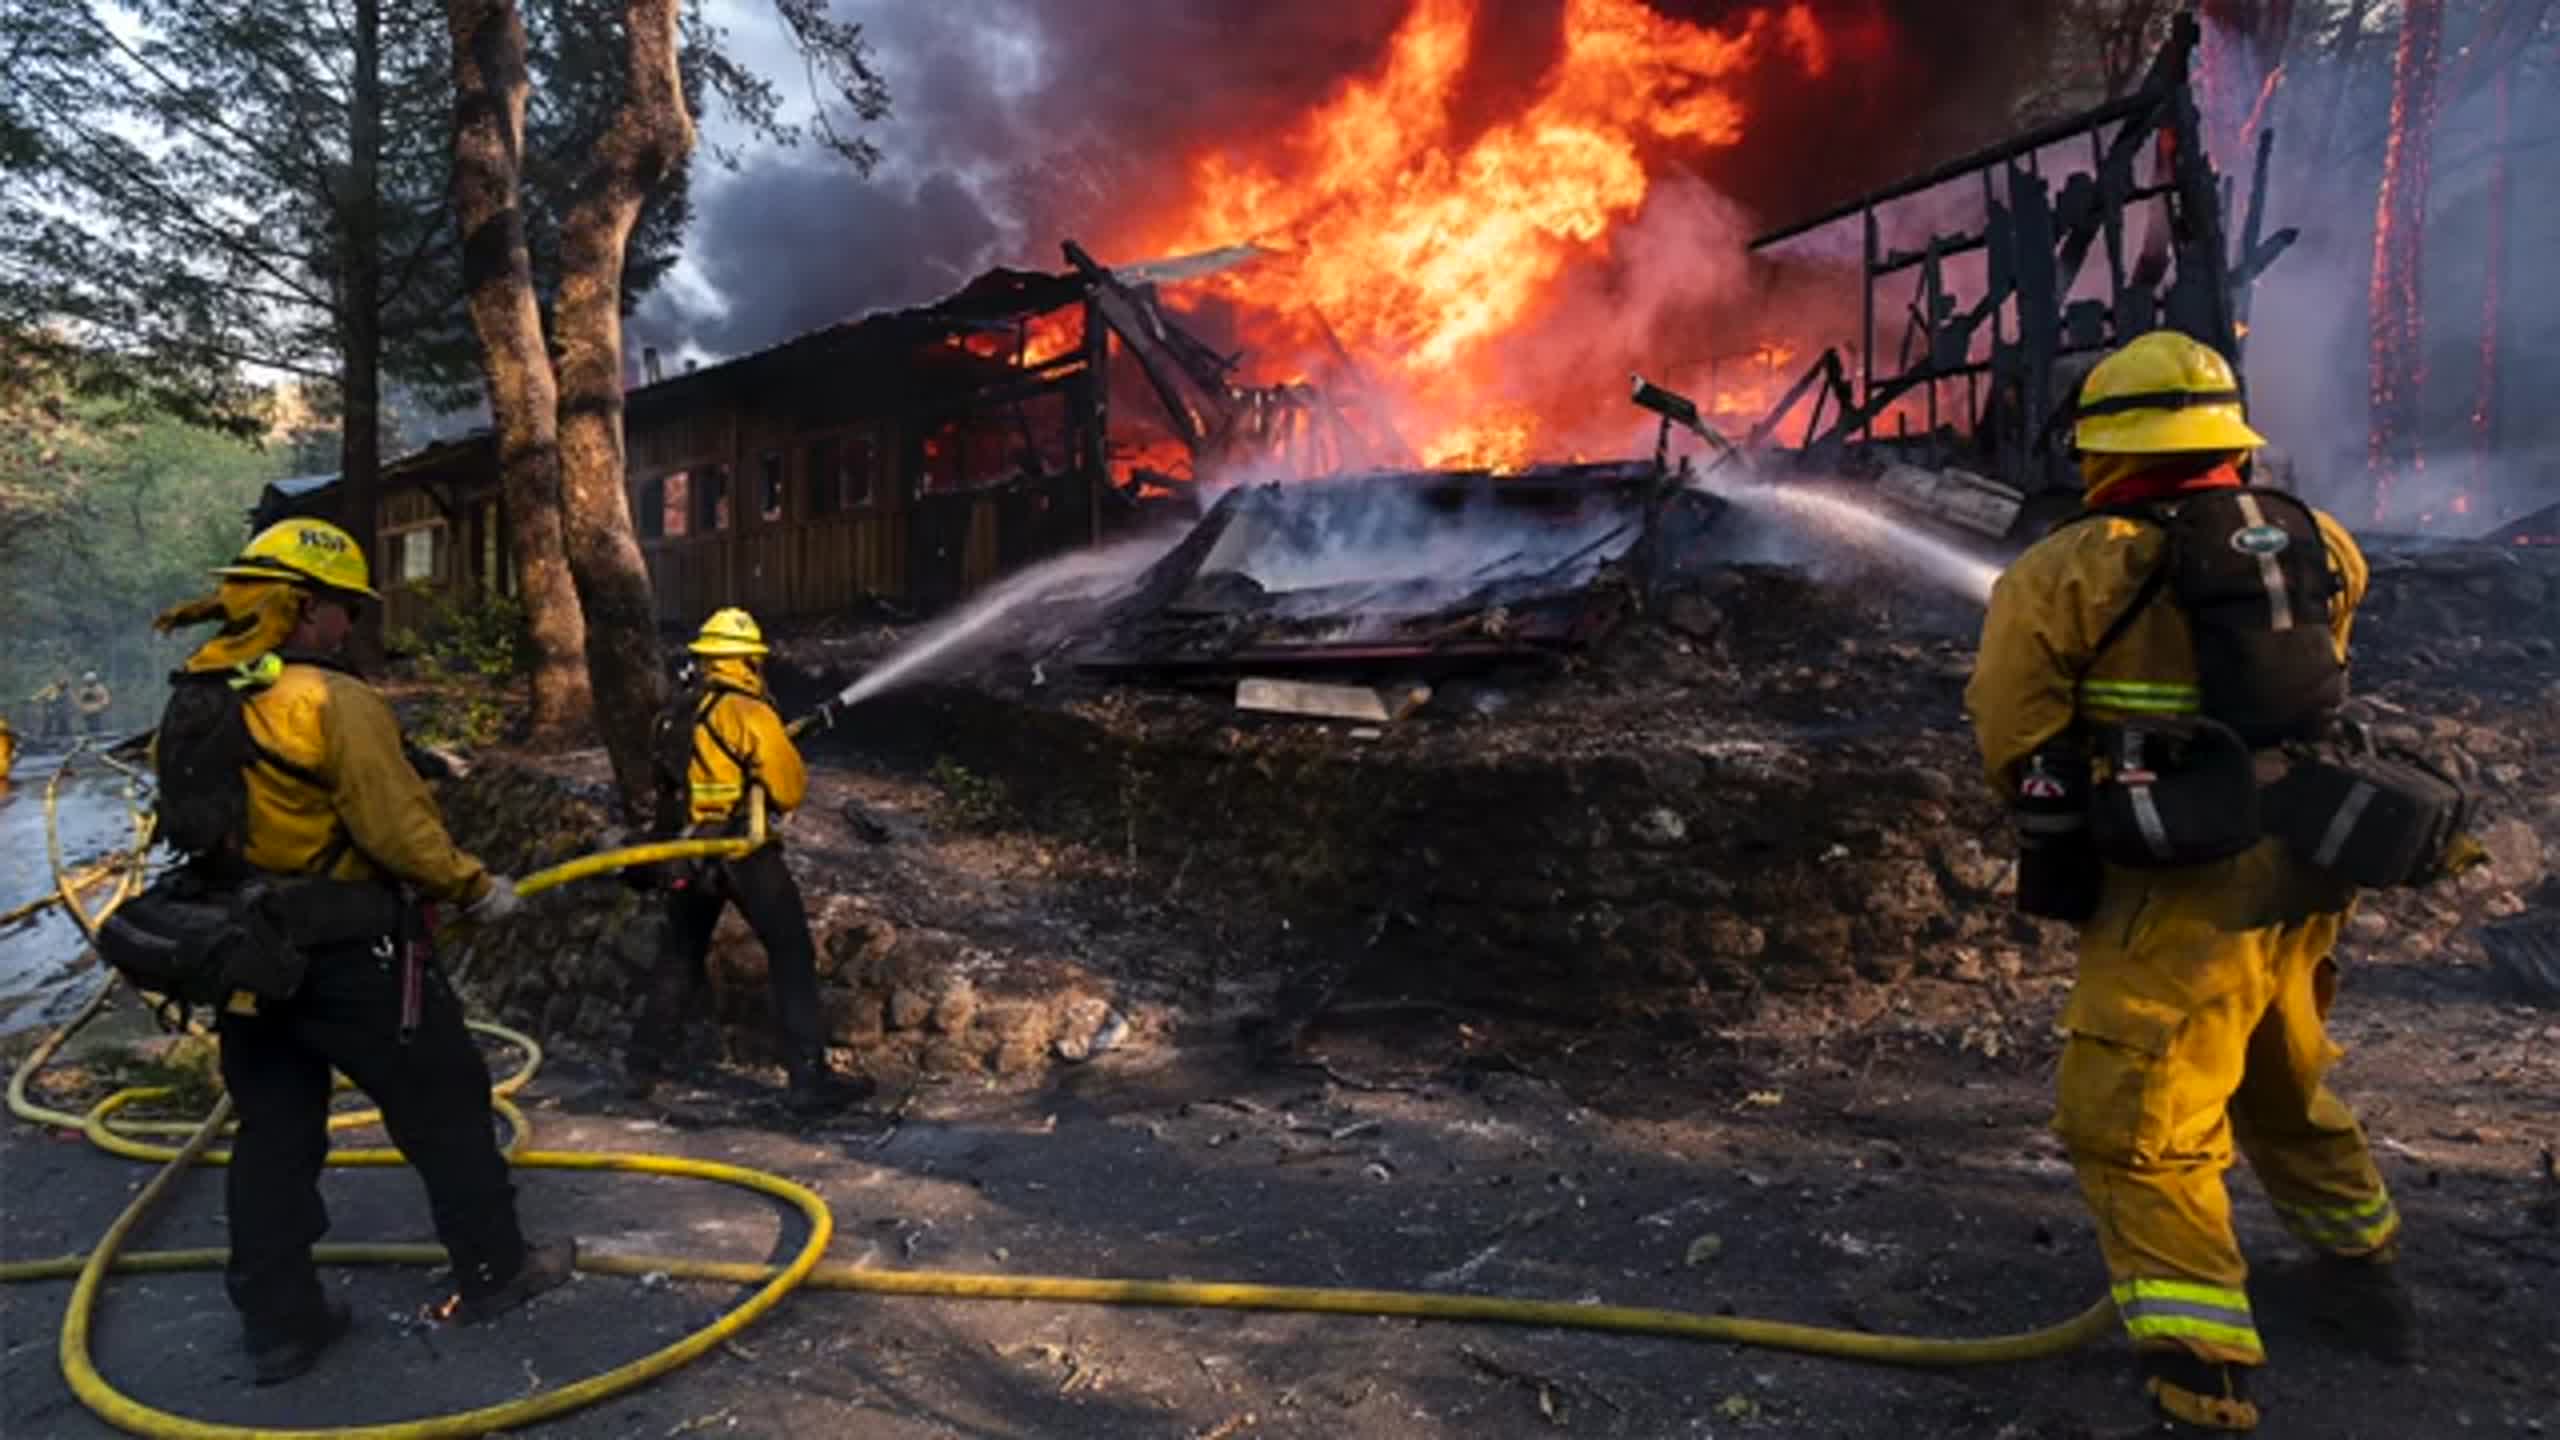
[341,0,384,668]
[551,0,694,810]
[447,0,592,734]
[2366,0,2444,522]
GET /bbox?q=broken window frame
[802,421,893,516]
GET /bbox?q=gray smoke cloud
[2215,15,2560,536]
[636,0,2065,373]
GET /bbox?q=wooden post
[1860,206,1878,444]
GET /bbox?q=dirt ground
[3,762,2555,1438]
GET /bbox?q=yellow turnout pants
[2055,838,2396,1366]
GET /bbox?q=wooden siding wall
[633,395,911,627]
[628,338,1103,628]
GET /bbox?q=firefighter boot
[249,1296,352,1386]
[2139,1351,2259,1433]
[449,1239,578,1325]
[782,1058,877,1117]
[2303,1251,2419,1364]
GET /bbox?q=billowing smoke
[640,0,2064,404]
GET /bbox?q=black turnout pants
[217,940,524,1345]
[632,844,825,1082]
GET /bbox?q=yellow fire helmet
[213,518,381,599]
[2073,329,2269,456]
[689,606,769,657]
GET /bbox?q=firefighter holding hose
[1966,331,2413,1434]
[623,607,870,1115]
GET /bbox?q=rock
[1939,838,2012,896]
[992,1035,1050,1077]
[886,986,933,1031]
[820,986,884,1045]
[978,998,1054,1054]
[2479,819,2547,892]
[929,979,980,1035]
[817,912,898,981]
[1051,994,1119,1062]
[1699,914,1766,962]
[1863,859,1944,922]
[921,1036,985,1076]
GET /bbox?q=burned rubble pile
[438,525,2560,1076]
[821,524,2560,1030]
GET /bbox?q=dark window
[695,463,731,532]
[759,453,785,522]
[636,476,666,539]
[806,437,842,516]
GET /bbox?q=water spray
[791,533,1180,733]
[1632,372,2001,607]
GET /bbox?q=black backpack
[102,658,384,1015]
[2093,487,2347,746]
[647,678,756,837]
[155,662,332,868]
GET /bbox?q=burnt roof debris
[1073,462,1724,681]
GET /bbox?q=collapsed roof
[1072,462,1722,678]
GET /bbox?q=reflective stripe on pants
[2112,1277,2264,1360]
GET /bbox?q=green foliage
[929,756,1014,832]
[0,0,894,419]
[0,403,287,731]
[394,590,530,748]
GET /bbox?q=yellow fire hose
[2,751,2113,1439]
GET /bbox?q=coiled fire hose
[4,747,2112,1438]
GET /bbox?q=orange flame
[1135,0,1829,471]
[1023,306,1086,366]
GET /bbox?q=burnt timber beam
[1063,240,1210,452]
[1751,21,2191,254]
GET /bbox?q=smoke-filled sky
[634,0,2559,532]
[635,0,2057,367]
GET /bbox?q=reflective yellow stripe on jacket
[2077,679,2202,717]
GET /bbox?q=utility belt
[2011,715,2473,923]
[96,865,408,1017]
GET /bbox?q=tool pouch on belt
[2088,716,2262,869]
[97,869,299,1008]
[2012,738,2104,923]
[96,868,406,1009]
[2264,724,2471,888]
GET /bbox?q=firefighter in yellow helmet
[623,607,870,1114]
[0,712,15,781]
[151,519,572,1383]
[1966,332,2404,1433]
